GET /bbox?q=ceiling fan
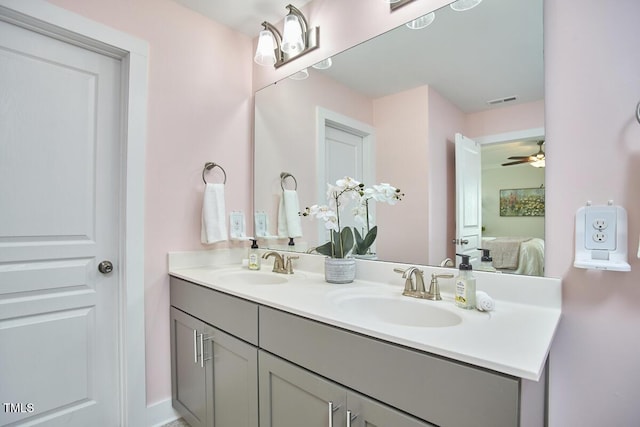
[501,140,545,167]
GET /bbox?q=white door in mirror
[574,202,631,271]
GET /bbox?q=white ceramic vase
[324,257,356,284]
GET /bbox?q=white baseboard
[147,398,180,427]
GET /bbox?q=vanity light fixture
[449,0,483,12]
[388,0,415,11]
[406,12,435,29]
[254,4,319,69]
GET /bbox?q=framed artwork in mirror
[499,188,545,217]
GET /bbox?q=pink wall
[46,0,640,423]
[465,99,545,138]
[374,87,430,264]
[47,0,253,406]
[545,0,640,424]
[427,87,466,264]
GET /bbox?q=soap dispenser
[248,239,261,270]
[477,248,497,272]
[454,254,476,309]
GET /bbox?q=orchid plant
[352,182,403,255]
[303,177,403,258]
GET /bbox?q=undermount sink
[216,270,289,285]
[334,294,462,328]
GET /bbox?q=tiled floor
[161,418,190,427]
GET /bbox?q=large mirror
[254,0,545,275]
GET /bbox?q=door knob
[98,260,114,274]
[451,239,470,245]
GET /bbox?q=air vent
[486,95,517,105]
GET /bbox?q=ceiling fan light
[450,0,483,12]
[530,159,545,168]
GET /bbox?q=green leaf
[363,226,377,248]
[314,241,333,257]
[352,226,377,255]
[332,228,353,258]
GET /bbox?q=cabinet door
[170,307,212,427]
[209,326,259,427]
[346,391,435,427]
[259,351,347,427]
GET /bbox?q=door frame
[0,1,148,425]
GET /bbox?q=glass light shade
[530,159,545,168]
[450,0,483,11]
[312,57,332,70]
[406,12,435,30]
[288,68,309,80]
[281,14,304,54]
[254,30,277,66]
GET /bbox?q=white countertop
[168,249,562,382]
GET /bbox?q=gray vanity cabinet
[259,350,345,427]
[170,278,259,427]
[170,307,210,427]
[259,350,434,427]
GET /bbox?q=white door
[0,18,122,427]
[323,124,374,240]
[454,133,482,266]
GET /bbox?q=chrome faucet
[262,251,298,274]
[394,267,426,298]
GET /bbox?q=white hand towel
[476,291,495,312]
[277,190,303,238]
[201,183,227,244]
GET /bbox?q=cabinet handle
[346,410,357,427]
[193,329,198,364]
[199,333,204,368]
[328,401,340,427]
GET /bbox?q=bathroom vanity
[169,250,561,427]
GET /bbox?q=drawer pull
[346,409,358,427]
[193,329,198,364]
[328,401,340,427]
[199,333,205,368]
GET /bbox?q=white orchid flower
[373,183,400,205]
[336,176,361,189]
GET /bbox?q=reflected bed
[482,237,545,276]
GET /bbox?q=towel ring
[280,172,297,191]
[636,100,640,125]
[202,162,227,184]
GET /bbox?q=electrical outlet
[585,207,616,250]
[593,232,606,243]
[593,219,607,230]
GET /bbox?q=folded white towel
[201,183,227,244]
[277,190,302,238]
[476,291,495,312]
